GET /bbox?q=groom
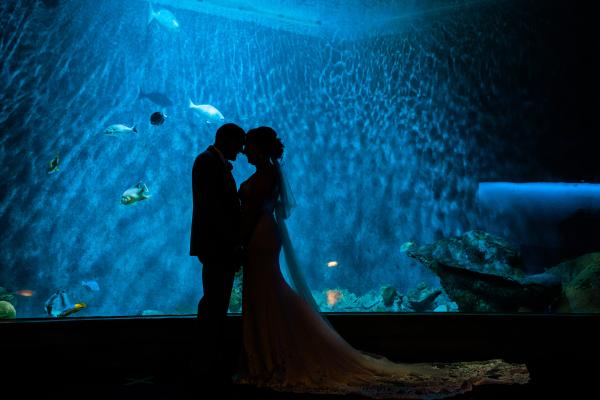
[190,123,246,382]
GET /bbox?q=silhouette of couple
[190,123,529,398]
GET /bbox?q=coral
[0,300,16,319]
[0,287,16,306]
[228,271,243,313]
[314,288,362,311]
[310,285,460,313]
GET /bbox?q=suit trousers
[196,257,236,374]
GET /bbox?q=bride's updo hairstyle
[245,126,284,161]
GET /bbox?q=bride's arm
[240,168,277,245]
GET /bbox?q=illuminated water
[0,0,596,318]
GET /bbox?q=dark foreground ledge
[2,313,597,397]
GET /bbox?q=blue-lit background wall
[0,0,594,317]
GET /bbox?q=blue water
[0,0,591,317]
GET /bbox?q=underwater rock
[546,253,600,313]
[545,252,599,286]
[406,283,442,312]
[310,285,455,313]
[408,230,525,279]
[406,230,562,312]
[0,300,16,319]
[564,261,600,312]
[432,290,459,312]
[380,286,399,307]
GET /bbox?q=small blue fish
[81,280,100,292]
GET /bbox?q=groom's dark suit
[190,144,241,374]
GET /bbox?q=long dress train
[233,204,529,399]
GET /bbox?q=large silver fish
[189,99,225,124]
[148,3,180,31]
[104,124,137,136]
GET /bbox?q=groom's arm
[192,156,228,261]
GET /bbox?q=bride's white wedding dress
[233,167,529,399]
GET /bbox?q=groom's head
[214,123,246,161]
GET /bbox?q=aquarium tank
[0,0,597,319]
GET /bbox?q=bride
[232,126,529,399]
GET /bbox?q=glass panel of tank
[0,0,596,319]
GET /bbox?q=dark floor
[5,314,595,399]
[37,364,590,400]
[15,349,588,400]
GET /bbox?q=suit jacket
[190,145,241,264]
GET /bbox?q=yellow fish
[58,302,86,318]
